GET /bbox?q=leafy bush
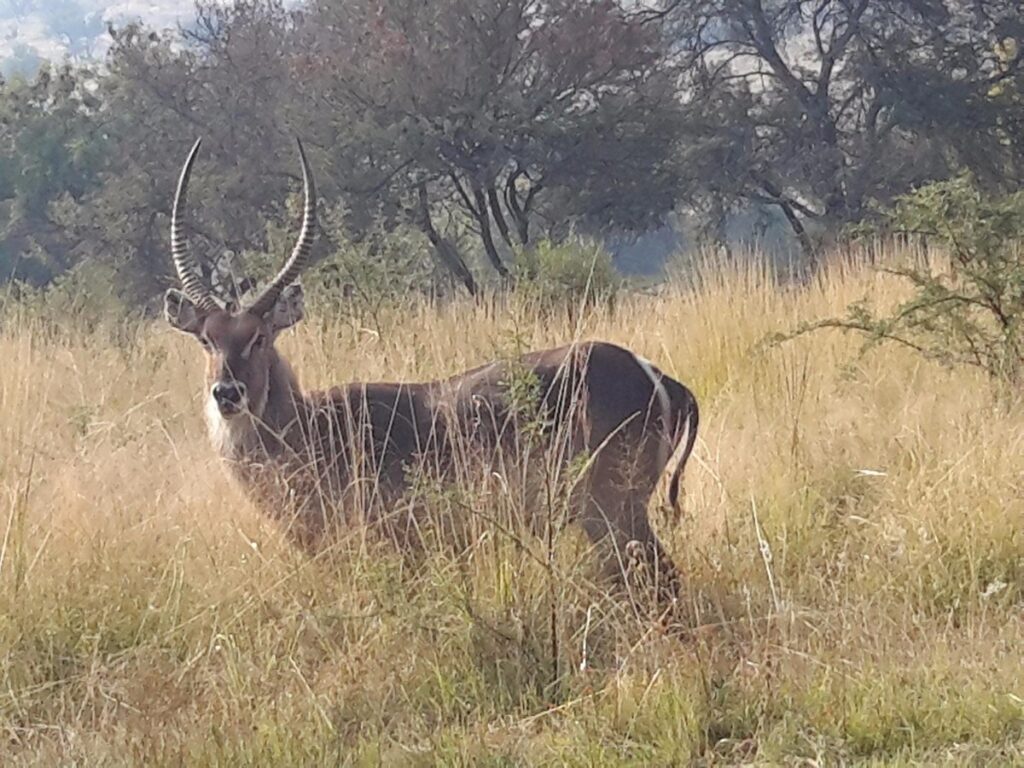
[513,240,620,320]
[785,174,1024,382]
[1,259,133,333]
[234,202,446,335]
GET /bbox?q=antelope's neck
[205,352,304,464]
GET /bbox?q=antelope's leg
[575,442,681,604]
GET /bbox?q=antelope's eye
[252,335,266,351]
[199,336,213,351]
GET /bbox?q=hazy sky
[0,0,208,73]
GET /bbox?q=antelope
[164,138,699,597]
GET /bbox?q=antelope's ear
[164,289,205,335]
[270,283,305,335]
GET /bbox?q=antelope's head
[164,138,316,421]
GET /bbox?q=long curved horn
[249,138,317,318]
[171,138,219,311]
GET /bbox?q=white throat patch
[205,394,260,460]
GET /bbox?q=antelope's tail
[666,388,699,512]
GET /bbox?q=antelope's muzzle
[212,381,247,417]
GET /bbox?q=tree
[661,0,1024,262]
[40,0,685,303]
[782,174,1024,383]
[0,64,108,284]
[292,0,685,291]
[55,1,302,303]
[987,35,1024,179]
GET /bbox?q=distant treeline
[0,0,1021,306]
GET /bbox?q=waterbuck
[164,139,699,596]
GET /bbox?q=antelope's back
[295,341,686,492]
[436,341,679,451]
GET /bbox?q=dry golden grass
[0,250,1022,765]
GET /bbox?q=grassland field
[0,250,1022,766]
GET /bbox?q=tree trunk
[472,184,510,279]
[487,184,515,250]
[776,199,817,269]
[505,172,532,247]
[415,183,477,296]
[754,177,818,268]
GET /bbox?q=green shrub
[513,239,619,320]
[1,258,133,332]
[237,202,445,334]
[784,174,1024,382]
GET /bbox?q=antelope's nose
[212,381,246,410]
